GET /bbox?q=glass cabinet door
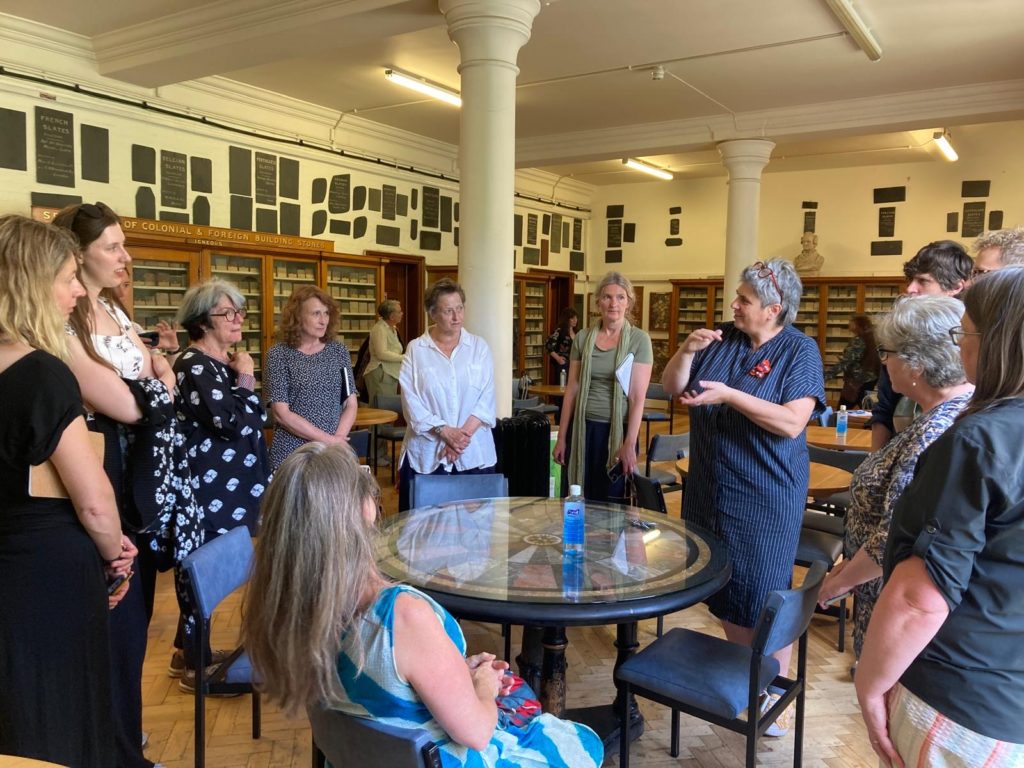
[522,280,548,384]
[863,282,902,315]
[713,285,727,326]
[823,283,859,403]
[208,253,265,388]
[674,285,712,347]
[129,250,194,352]
[796,284,822,341]
[270,257,318,332]
[324,261,379,353]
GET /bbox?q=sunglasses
[752,261,784,306]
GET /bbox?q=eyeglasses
[877,346,898,363]
[970,266,993,279]
[752,261,784,306]
[948,325,982,346]
[209,308,247,322]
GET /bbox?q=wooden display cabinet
[322,255,383,353]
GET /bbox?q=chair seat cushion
[211,651,260,685]
[617,628,780,720]
[796,527,843,565]
[641,412,670,422]
[802,510,844,537]
[644,468,677,486]
[377,426,406,440]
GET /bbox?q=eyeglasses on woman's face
[210,307,247,322]
[877,346,899,363]
[752,261,784,306]
[948,325,982,346]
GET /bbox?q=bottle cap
[839,405,847,411]
[569,484,582,497]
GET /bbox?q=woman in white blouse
[398,279,497,512]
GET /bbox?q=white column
[440,0,541,418]
[717,139,775,293]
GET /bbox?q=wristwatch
[430,424,445,437]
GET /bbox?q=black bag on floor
[492,413,550,497]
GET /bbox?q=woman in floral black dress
[544,307,578,383]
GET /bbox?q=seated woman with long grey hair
[242,442,603,768]
[817,296,973,674]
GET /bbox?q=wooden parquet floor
[140,417,876,768]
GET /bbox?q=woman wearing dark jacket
[545,307,578,384]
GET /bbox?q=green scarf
[569,320,634,489]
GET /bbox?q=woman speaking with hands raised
[661,258,824,734]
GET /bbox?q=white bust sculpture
[794,231,824,276]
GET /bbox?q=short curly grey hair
[176,278,246,341]
[875,295,966,388]
[377,299,401,320]
[973,227,1024,266]
[740,258,802,326]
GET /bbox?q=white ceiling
[2,0,1023,184]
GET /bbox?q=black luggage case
[492,413,550,497]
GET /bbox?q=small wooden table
[805,425,872,451]
[676,457,852,500]
[354,407,399,472]
[529,383,567,398]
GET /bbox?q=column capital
[439,0,542,66]
[716,139,775,180]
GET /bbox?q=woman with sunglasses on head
[0,215,134,767]
[170,279,271,687]
[55,201,181,768]
[816,297,973,676]
[856,267,1024,767]
[661,258,825,737]
[264,285,358,470]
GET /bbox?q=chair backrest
[648,432,690,462]
[752,560,827,658]
[410,473,508,509]
[646,382,669,405]
[513,396,541,410]
[511,378,521,400]
[349,429,371,460]
[375,393,403,416]
[630,473,667,514]
[808,444,868,473]
[308,705,438,768]
[180,526,253,621]
[817,405,835,427]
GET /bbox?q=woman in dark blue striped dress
[662,259,824,733]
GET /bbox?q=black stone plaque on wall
[190,157,212,193]
[376,225,400,246]
[454,202,459,222]
[353,187,367,211]
[514,214,523,247]
[878,207,896,238]
[160,150,188,208]
[665,237,683,247]
[527,214,538,245]
[255,153,277,205]
[0,107,26,170]
[803,211,816,232]
[255,208,277,233]
[280,202,300,235]
[542,214,550,236]
[159,211,189,223]
[328,175,350,213]
[422,186,440,228]
[550,214,562,252]
[669,219,680,236]
[989,210,1004,230]
[330,219,351,236]
[569,251,584,272]
[230,194,252,230]
[454,227,458,247]
[354,217,368,239]
[135,187,156,219]
[606,204,624,219]
[668,206,682,215]
[623,222,636,244]
[80,125,108,182]
[396,194,408,217]
[962,202,986,237]
[280,158,299,200]
[410,220,418,240]
[411,188,418,210]
[132,145,156,184]
[870,240,903,256]
[961,180,990,198]
[312,211,327,235]
[440,197,452,232]
[312,178,327,205]
[382,185,397,220]
[572,219,582,251]
[873,186,906,204]
[420,230,441,251]
[369,188,382,212]
[523,247,540,265]
[946,212,958,233]
[35,107,75,187]
[193,196,211,226]
[802,201,818,210]
[607,219,622,248]
[561,221,569,251]
[229,147,252,196]
[31,192,80,208]
[605,249,622,263]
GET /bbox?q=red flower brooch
[749,358,772,379]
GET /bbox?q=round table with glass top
[375,496,730,746]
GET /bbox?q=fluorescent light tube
[933,131,958,162]
[622,158,673,180]
[824,0,883,62]
[384,68,461,107]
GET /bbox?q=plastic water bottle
[563,554,583,602]
[559,368,567,389]
[563,484,585,556]
[836,405,848,440]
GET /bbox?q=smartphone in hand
[107,573,130,597]
[138,331,160,348]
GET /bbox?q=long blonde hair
[0,215,78,359]
[242,442,381,716]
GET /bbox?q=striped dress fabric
[331,584,604,768]
[682,323,825,627]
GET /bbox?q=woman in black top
[856,267,1024,766]
[544,307,578,383]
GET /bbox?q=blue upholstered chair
[309,705,439,768]
[641,432,689,493]
[180,526,261,768]
[640,382,674,448]
[348,429,371,464]
[615,561,828,768]
[409,473,508,509]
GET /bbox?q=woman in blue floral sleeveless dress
[243,442,603,768]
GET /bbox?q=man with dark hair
[869,240,973,450]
